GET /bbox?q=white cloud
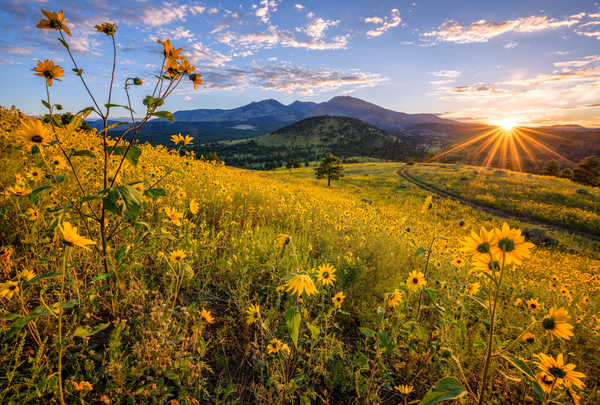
[298,18,340,39]
[254,0,279,24]
[220,27,349,50]
[141,4,189,27]
[554,55,600,68]
[187,43,233,67]
[422,13,583,44]
[431,70,461,78]
[295,4,305,9]
[504,41,518,48]
[365,9,402,37]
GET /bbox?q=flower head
[460,226,497,256]
[267,338,290,355]
[388,288,403,308]
[521,332,536,344]
[316,263,336,286]
[406,270,426,292]
[169,249,187,263]
[245,303,260,325]
[190,73,203,90]
[157,39,183,61]
[535,353,585,390]
[332,291,345,308]
[33,60,64,87]
[95,22,117,35]
[542,307,574,340]
[0,280,19,300]
[189,199,199,215]
[200,308,214,324]
[526,298,542,311]
[18,119,50,146]
[492,222,535,265]
[37,9,71,36]
[275,234,290,249]
[285,273,317,297]
[395,384,414,395]
[59,221,95,249]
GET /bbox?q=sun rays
[432,125,573,171]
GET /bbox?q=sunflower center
[498,238,515,252]
[412,278,419,284]
[526,336,534,343]
[542,317,555,330]
[477,242,490,253]
[548,366,566,379]
[322,272,329,279]
[31,134,44,143]
[8,284,16,291]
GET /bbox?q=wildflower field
[1,8,599,405]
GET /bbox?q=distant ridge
[173,96,459,131]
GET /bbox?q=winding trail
[397,167,600,242]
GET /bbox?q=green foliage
[573,156,600,186]
[314,154,344,187]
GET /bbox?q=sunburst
[432,122,573,172]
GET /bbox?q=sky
[1,0,600,126]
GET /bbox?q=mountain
[173,96,459,131]
[197,116,424,170]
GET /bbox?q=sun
[499,118,518,131]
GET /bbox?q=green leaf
[285,307,301,349]
[3,300,76,341]
[92,273,112,282]
[306,322,320,340]
[103,184,144,220]
[112,145,142,167]
[419,377,466,405]
[77,107,96,118]
[71,149,95,158]
[359,327,376,338]
[151,110,174,123]
[377,330,394,354]
[73,322,110,338]
[105,103,132,111]
[414,247,426,256]
[500,353,535,379]
[107,121,130,131]
[143,187,166,198]
[58,38,69,49]
[28,185,52,203]
[52,175,65,184]
[41,99,51,110]
[25,272,62,287]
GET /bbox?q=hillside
[197,116,423,169]
[1,108,599,403]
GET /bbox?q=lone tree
[573,156,600,186]
[315,155,344,187]
[541,160,561,177]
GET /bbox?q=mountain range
[173,96,458,131]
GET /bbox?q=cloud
[365,9,402,37]
[184,96,192,101]
[432,59,600,126]
[574,14,600,39]
[187,43,233,67]
[504,41,518,48]
[422,13,583,44]
[430,80,454,85]
[141,4,190,27]
[254,0,279,24]
[220,27,349,50]
[295,4,305,9]
[298,18,340,39]
[431,70,461,78]
[198,64,387,95]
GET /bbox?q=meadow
[1,9,599,404]
[407,164,600,237]
[1,109,599,403]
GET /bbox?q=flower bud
[133,77,143,86]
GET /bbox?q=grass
[2,111,598,404]
[407,163,600,236]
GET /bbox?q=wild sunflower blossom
[267,338,290,355]
[460,226,497,256]
[406,270,426,292]
[95,22,117,36]
[394,384,414,395]
[169,249,187,263]
[245,303,260,325]
[18,118,50,146]
[59,221,95,249]
[36,9,71,36]
[285,273,317,296]
[491,222,535,265]
[0,280,19,300]
[388,288,403,307]
[316,263,336,286]
[32,60,64,87]
[542,307,574,340]
[200,308,214,324]
[535,353,585,390]
[332,291,345,308]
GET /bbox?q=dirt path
[398,167,600,242]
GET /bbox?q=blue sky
[1,0,600,126]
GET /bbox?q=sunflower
[388,288,403,307]
[189,199,199,215]
[452,256,465,267]
[469,252,501,275]
[26,208,39,221]
[394,384,414,395]
[19,269,36,282]
[491,222,535,265]
[0,280,19,300]
[285,273,317,296]
[406,270,426,292]
[36,9,71,36]
[465,282,480,296]
[535,353,585,389]
[32,60,64,86]
[170,133,184,145]
[49,156,68,170]
[542,307,574,340]
[535,372,555,394]
[526,298,542,311]
[169,249,187,263]
[332,291,345,308]
[94,22,117,35]
[59,221,95,249]
[267,338,289,355]
[521,332,535,344]
[200,308,214,324]
[245,303,260,325]
[18,119,50,146]
[181,135,194,146]
[316,264,336,286]
[26,167,44,181]
[274,234,290,249]
[178,60,195,75]
[460,226,497,256]
[157,39,184,61]
[190,73,203,90]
